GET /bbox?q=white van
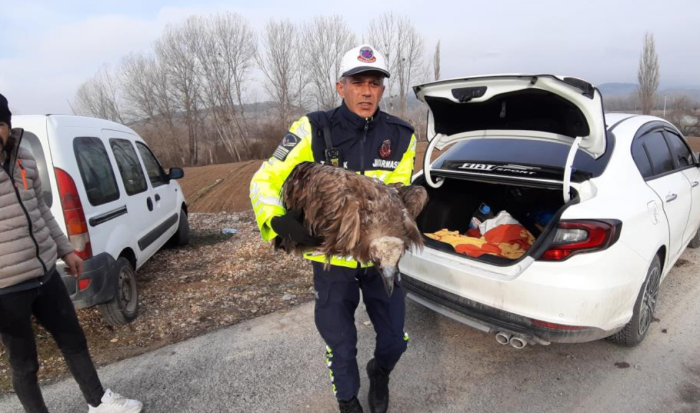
[12,115,189,325]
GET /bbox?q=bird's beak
[380,266,397,297]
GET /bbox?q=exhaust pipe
[509,336,527,349]
[495,332,511,345]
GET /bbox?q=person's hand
[62,252,84,278]
[271,210,323,246]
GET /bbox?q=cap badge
[358,46,377,63]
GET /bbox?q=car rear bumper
[403,274,618,344]
[400,241,649,342]
[57,252,117,310]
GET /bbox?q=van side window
[136,142,166,187]
[19,131,53,208]
[110,139,148,195]
[74,137,120,206]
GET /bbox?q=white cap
[339,44,390,79]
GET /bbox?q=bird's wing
[398,185,429,220]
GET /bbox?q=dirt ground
[0,212,312,395]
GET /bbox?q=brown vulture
[279,161,428,296]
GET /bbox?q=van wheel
[607,255,661,347]
[169,210,190,247]
[688,228,700,248]
[99,258,139,326]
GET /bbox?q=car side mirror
[168,167,184,180]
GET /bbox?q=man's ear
[336,81,345,99]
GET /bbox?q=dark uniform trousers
[312,262,408,402]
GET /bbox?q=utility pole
[663,95,667,117]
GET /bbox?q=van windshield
[19,131,53,208]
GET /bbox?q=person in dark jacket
[0,92,142,413]
[250,45,416,413]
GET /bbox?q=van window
[19,131,53,208]
[110,139,148,195]
[136,142,166,187]
[74,137,120,206]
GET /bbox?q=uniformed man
[250,45,416,413]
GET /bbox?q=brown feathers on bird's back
[280,162,427,265]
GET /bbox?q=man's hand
[62,252,84,278]
[271,210,323,246]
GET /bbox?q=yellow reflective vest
[250,104,417,268]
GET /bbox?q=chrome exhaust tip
[495,332,511,345]
[509,336,527,350]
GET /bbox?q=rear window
[74,137,120,206]
[434,137,610,181]
[19,131,52,208]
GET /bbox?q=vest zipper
[360,118,370,175]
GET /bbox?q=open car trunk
[413,174,578,266]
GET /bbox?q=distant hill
[598,82,700,102]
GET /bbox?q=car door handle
[147,197,154,211]
[692,181,699,188]
[666,193,678,202]
[155,194,161,202]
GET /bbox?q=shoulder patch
[272,133,300,161]
[383,114,415,131]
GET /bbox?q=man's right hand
[271,210,323,246]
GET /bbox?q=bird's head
[369,236,405,296]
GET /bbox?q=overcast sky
[1,0,698,115]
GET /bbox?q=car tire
[99,258,139,326]
[688,228,700,248]
[607,255,661,347]
[168,210,190,247]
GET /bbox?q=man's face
[0,122,9,152]
[336,72,386,118]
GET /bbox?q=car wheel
[688,227,700,248]
[168,210,190,247]
[607,255,661,347]
[99,258,139,326]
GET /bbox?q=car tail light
[55,168,93,260]
[538,220,621,261]
[78,279,91,291]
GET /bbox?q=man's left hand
[62,252,84,278]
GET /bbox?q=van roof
[13,114,138,135]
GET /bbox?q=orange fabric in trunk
[425,224,535,259]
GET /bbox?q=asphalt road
[2,249,699,413]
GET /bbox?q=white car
[12,115,189,325]
[401,75,700,348]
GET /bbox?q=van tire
[169,210,190,247]
[688,228,700,248]
[99,258,139,326]
[607,255,661,347]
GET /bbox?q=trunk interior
[414,175,574,265]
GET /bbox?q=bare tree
[367,13,426,118]
[156,17,204,165]
[192,13,256,162]
[257,19,304,126]
[304,16,356,110]
[433,40,441,81]
[667,95,697,135]
[637,32,660,115]
[74,65,124,122]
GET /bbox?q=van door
[106,132,166,263]
[134,141,179,255]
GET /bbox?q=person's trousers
[312,262,408,402]
[0,270,104,413]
